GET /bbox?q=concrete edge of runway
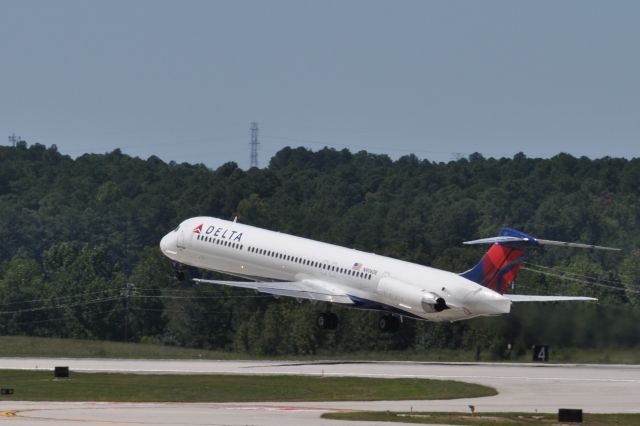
[2,357,639,369]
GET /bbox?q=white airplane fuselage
[160,217,512,322]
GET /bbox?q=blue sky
[2,0,639,168]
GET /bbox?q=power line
[132,294,272,300]
[525,262,631,285]
[0,289,120,307]
[0,295,121,315]
[0,289,274,309]
[521,266,640,294]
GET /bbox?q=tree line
[1,141,639,357]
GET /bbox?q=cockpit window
[173,225,180,232]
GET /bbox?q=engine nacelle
[421,292,449,313]
[377,277,449,314]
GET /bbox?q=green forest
[1,141,639,358]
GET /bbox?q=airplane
[160,217,619,331]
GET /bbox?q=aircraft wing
[193,278,354,304]
[505,294,597,302]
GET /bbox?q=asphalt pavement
[1,359,639,425]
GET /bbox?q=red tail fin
[461,227,535,294]
[461,244,527,294]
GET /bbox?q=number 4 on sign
[533,345,549,362]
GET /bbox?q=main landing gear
[316,312,338,330]
[316,312,401,332]
[378,315,400,332]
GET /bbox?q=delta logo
[193,223,244,241]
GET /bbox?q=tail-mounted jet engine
[377,277,450,314]
[420,292,450,313]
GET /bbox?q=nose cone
[160,232,178,257]
[466,287,512,315]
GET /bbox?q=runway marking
[4,407,269,425]
[3,408,147,424]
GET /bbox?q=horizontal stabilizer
[506,294,598,302]
[535,239,621,251]
[464,228,620,251]
[193,278,354,304]
[463,235,535,246]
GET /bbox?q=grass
[0,370,496,402]
[321,411,640,425]
[0,335,248,360]
[3,336,640,363]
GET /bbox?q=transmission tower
[8,133,20,146]
[250,122,259,168]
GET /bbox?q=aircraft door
[376,271,391,292]
[177,228,186,250]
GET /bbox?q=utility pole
[120,283,137,342]
[250,122,259,168]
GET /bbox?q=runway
[2,359,640,425]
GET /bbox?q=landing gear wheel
[172,262,185,281]
[378,315,400,332]
[316,312,338,330]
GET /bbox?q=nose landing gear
[172,262,185,281]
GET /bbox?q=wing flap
[193,278,354,304]
[506,294,598,302]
